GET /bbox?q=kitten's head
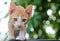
[9,2,32,29]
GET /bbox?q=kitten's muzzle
[18,25,22,28]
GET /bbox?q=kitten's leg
[16,30,26,40]
[8,23,15,40]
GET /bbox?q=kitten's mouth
[18,26,21,28]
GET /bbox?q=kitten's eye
[22,19,26,22]
[14,18,17,21]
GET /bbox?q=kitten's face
[9,2,32,29]
[11,6,28,29]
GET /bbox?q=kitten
[8,2,32,41]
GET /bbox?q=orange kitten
[8,2,32,41]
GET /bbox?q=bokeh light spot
[58,10,60,15]
[26,33,29,39]
[45,26,55,34]
[47,9,53,16]
[33,34,38,39]
[47,0,51,2]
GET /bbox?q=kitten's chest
[14,30,19,37]
[13,25,20,35]
[13,26,20,37]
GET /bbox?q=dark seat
[8,39,59,41]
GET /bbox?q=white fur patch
[16,31,26,40]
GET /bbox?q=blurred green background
[0,0,60,41]
[12,0,60,39]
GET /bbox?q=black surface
[9,39,60,41]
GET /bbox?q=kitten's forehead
[11,6,28,19]
[17,16,21,21]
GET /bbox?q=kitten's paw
[16,39,26,41]
[16,36,26,40]
[8,36,15,41]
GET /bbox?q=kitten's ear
[9,2,16,14]
[25,5,32,17]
